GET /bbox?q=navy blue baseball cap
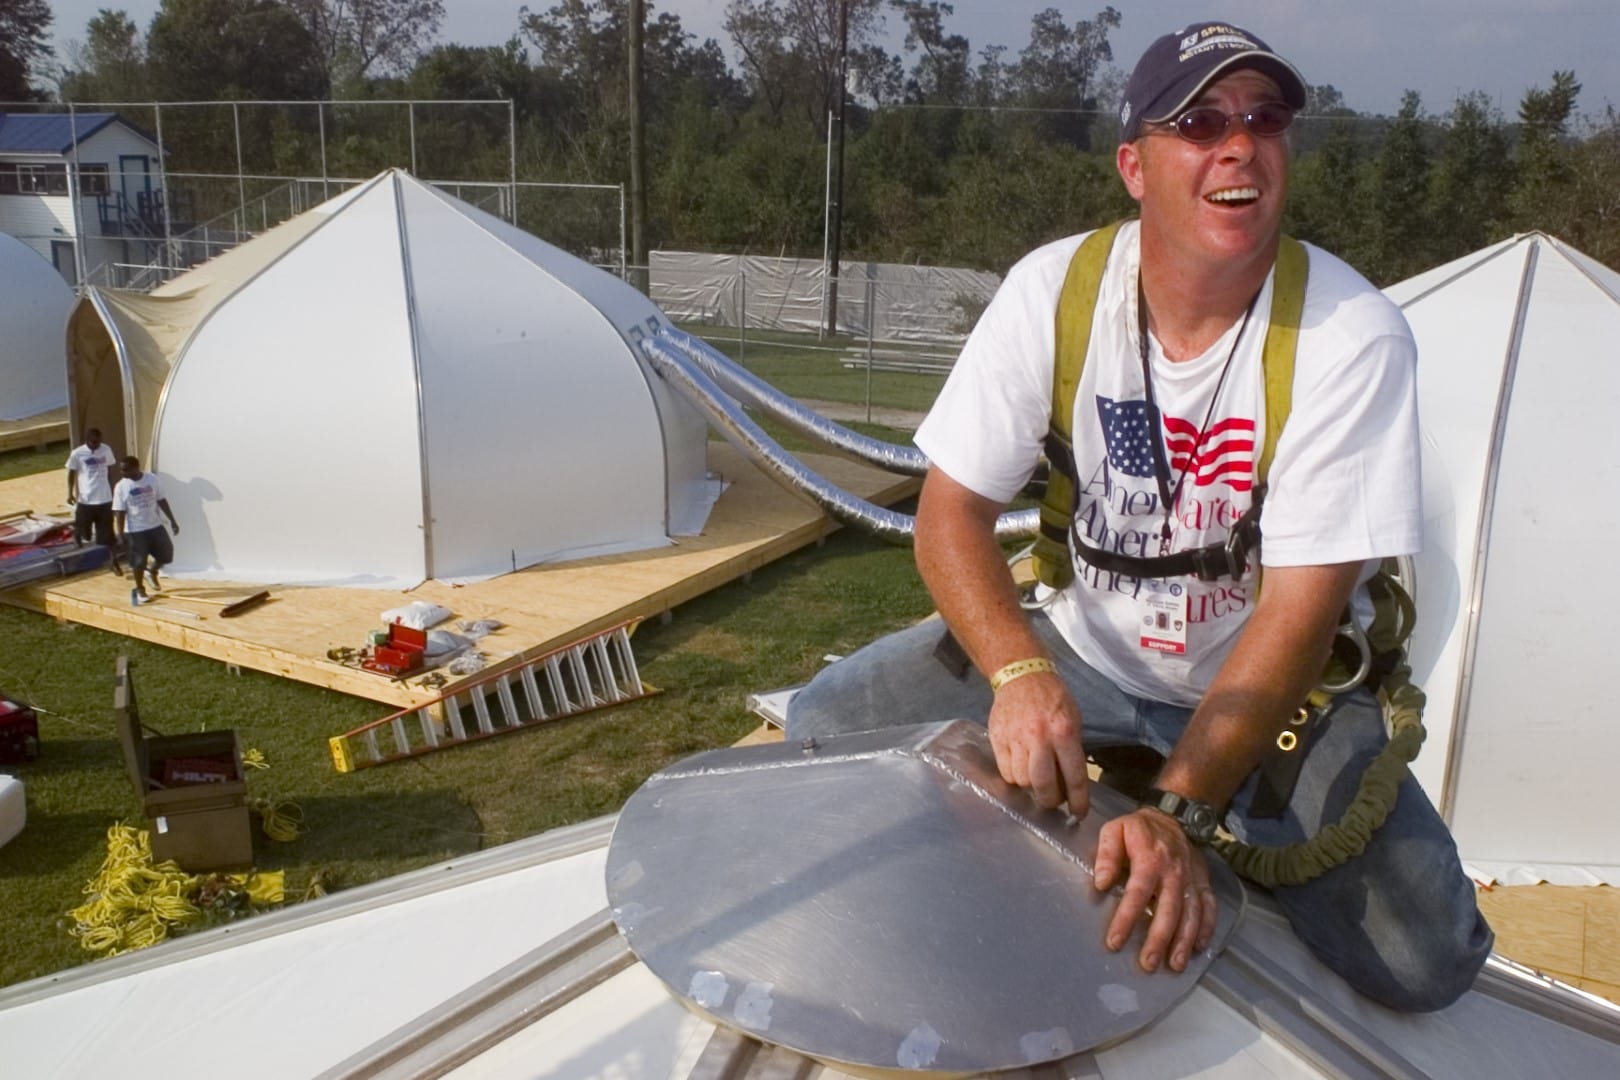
[1119,22,1307,142]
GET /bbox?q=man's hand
[1094,807,1218,974]
[987,671,1090,818]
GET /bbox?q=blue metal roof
[0,113,138,154]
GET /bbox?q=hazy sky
[46,0,1620,120]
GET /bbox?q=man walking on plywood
[112,456,180,603]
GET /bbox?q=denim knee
[1275,825,1495,1013]
[1329,910,1493,1013]
[785,662,875,740]
[785,621,994,741]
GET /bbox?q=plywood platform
[0,443,919,709]
[0,407,67,454]
[1478,884,1620,1005]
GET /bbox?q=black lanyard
[1137,275,1260,555]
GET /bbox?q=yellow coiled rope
[67,825,202,957]
[242,748,305,843]
[66,825,286,957]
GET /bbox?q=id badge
[1137,581,1188,655]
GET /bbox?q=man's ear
[1117,141,1147,202]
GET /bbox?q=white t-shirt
[915,222,1421,707]
[66,444,117,505]
[113,474,166,533]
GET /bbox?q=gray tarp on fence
[650,250,1001,344]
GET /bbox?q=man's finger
[1168,883,1206,972]
[988,725,1016,786]
[1027,744,1065,809]
[1137,875,1185,973]
[1193,884,1219,953]
[1052,736,1090,819]
[1106,871,1157,954]
[1093,818,1124,893]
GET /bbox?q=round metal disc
[606,720,1244,1073]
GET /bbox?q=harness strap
[1033,225,1308,588]
[1258,235,1307,483]
[1070,485,1265,582]
[1034,222,1123,588]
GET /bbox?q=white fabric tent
[0,232,72,421]
[72,171,714,588]
[1389,232,1620,884]
[2,816,1615,1079]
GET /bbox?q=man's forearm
[915,469,1042,677]
[1153,563,1361,808]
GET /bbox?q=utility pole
[825,0,849,336]
[627,0,649,292]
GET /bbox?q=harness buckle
[1317,619,1373,695]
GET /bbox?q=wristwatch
[1141,787,1220,847]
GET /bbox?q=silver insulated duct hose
[663,325,930,476]
[642,328,1038,545]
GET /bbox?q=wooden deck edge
[0,417,69,455]
[2,471,922,711]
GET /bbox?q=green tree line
[6,0,1619,279]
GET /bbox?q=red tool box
[362,623,427,677]
[0,697,40,764]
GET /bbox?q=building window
[77,164,110,195]
[0,163,73,196]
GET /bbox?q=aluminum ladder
[328,620,653,773]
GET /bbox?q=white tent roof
[1,815,1614,1078]
[1389,232,1620,884]
[0,232,72,421]
[75,171,713,588]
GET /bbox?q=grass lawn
[0,419,937,989]
[684,324,951,414]
[0,441,67,485]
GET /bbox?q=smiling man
[787,22,1492,1011]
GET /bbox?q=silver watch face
[1185,803,1219,841]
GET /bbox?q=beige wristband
[988,657,1057,693]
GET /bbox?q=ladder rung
[612,627,644,694]
[496,675,519,727]
[545,655,569,713]
[416,707,439,748]
[568,647,598,707]
[471,686,494,734]
[520,665,544,720]
[446,695,467,740]
[591,637,622,702]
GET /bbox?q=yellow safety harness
[1032,220,1306,590]
[1027,220,1425,887]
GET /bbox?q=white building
[0,111,170,286]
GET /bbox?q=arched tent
[68,170,713,588]
[1390,232,1620,884]
[65,195,334,465]
[0,232,73,421]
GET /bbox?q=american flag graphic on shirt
[1097,396,1255,492]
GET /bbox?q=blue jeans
[786,613,1494,1012]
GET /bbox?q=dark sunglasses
[1155,102,1294,144]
